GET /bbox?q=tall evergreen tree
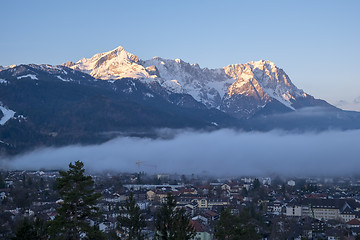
[155,193,195,240]
[215,207,260,240]
[117,192,146,240]
[49,160,103,240]
[0,172,6,188]
[12,218,38,240]
[12,217,48,240]
[215,208,239,239]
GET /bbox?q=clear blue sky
[1,0,359,110]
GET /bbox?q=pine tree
[155,193,195,240]
[215,207,261,240]
[49,160,103,240]
[215,208,239,239]
[12,218,38,240]
[0,172,5,188]
[253,178,260,190]
[117,192,146,240]
[12,217,48,240]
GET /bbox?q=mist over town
[1,0,360,239]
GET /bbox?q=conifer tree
[49,160,103,240]
[12,217,48,240]
[215,207,260,240]
[155,193,195,240]
[215,208,239,239]
[12,218,38,240]
[0,172,6,188]
[117,192,146,240]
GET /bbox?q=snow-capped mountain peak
[0,65,17,72]
[64,46,152,80]
[62,46,315,118]
[223,60,305,111]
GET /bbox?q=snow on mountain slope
[142,58,307,114]
[64,46,155,80]
[64,46,311,117]
[17,74,38,80]
[223,60,306,110]
[0,103,15,125]
[143,57,234,108]
[0,65,17,72]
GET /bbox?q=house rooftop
[346,218,360,225]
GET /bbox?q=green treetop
[49,160,103,240]
[117,191,146,240]
[155,193,195,240]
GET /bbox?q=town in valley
[1,165,360,240]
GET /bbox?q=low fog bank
[1,129,360,177]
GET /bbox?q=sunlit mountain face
[0,46,359,155]
[64,46,336,119]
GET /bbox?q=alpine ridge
[63,46,332,118]
[0,45,359,155]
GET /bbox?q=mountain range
[0,46,359,154]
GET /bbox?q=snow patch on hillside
[0,104,15,125]
[161,80,183,93]
[17,74,38,80]
[263,88,295,110]
[57,76,72,82]
[0,79,8,84]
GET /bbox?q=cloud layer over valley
[1,129,360,177]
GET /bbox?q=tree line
[10,161,263,240]
[11,160,195,240]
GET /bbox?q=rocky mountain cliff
[0,45,358,155]
[64,46,335,118]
